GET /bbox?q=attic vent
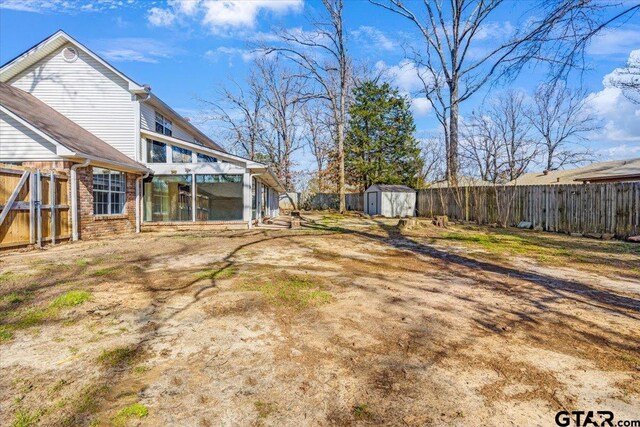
[62,47,78,62]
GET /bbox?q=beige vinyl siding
[8,43,137,159]
[140,102,199,144]
[0,110,60,161]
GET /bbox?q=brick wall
[76,166,137,239]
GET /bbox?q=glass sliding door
[144,175,192,222]
[195,174,243,221]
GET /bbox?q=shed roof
[367,184,415,193]
[0,82,150,173]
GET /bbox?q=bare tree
[527,82,597,171]
[301,102,333,192]
[267,0,350,211]
[201,69,265,160]
[421,137,446,185]
[462,90,539,183]
[607,52,640,104]
[256,58,306,191]
[461,111,502,183]
[370,0,640,185]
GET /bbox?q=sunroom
[140,130,283,227]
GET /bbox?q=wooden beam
[50,170,56,245]
[0,170,29,226]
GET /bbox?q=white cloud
[95,38,181,63]
[0,0,131,13]
[147,0,303,32]
[204,46,262,65]
[148,7,176,27]
[585,50,640,158]
[351,26,397,51]
[411,97,432,116]
[376,59,428,93]
[587,27,640,56]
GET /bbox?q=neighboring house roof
[0,82,150,173]
[0,30,225,153]
[574,159,640,182]
[367,184,415,193]
[510,158,640,185]
[427,176,492,188]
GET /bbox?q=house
[364,184,416,217]
[509,158,640,185]
[0,30,284,242]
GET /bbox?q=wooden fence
[416,182,640,239]
[307,193,364,211]
[0,165,70,248]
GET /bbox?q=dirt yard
[1,213,639,426]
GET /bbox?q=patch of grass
[352,404,375,420]
[254,400,275,419]
[2,291,32,305]
[97,346,136,367]
[50,379,68,394]
[132,365,149,374]
[112,403,148,426]
[91,267,117,277]
[11,409,42,427]
[0,271,18,282]
[194,265,237,281]
[75,259,91,267]
[0,326,13,342]
[50,290,91,308]
[240,275,332,310]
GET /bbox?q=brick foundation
[76,166,137,239]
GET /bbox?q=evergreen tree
[345,81,423,190]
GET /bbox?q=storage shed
[364,185,416,217]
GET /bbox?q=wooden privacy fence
[0,165,70,248]
[416,182,640,239]
[307,193,364,211]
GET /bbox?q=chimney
[543,170,549,175]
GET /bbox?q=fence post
[36,169,42,248]
[50,170,56,245]
[29,171,35,244]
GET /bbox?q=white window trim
[93,168,126,216]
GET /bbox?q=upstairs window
[197,153,218,163]
[93,168,126,216]
[155,111,172,136]
[172,145,192,163]
[147,140,167,163]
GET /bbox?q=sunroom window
[155,111,172,136]
[93,168,125,216]
[147,139,166,163]
[172,145,192,163]
[197,153,218,163]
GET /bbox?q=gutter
[135,171,150,233]
[70,158,90,241]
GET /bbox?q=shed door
[367,192,378,215]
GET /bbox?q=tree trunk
[448,81,459,186]
[337,118,346,212]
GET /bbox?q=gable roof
[1,30,226,153]
[511,158,640,185]
[0,30,145,93]
[0,82,149,173]
[367,184,415,193]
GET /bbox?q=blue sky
[1,0,639,170]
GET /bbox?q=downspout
[135,171,150,233]
[70,158,90,241]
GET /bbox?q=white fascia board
[140,129,264,166]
